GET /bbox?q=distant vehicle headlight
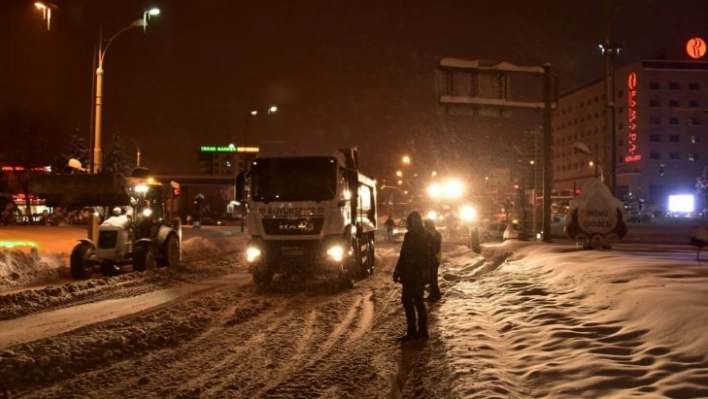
[142,208,153,217]
[459,205,477,223]
[326,245,345,262]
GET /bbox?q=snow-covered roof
[439,58,546,74]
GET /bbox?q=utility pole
[601,40,622,197]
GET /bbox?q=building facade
[553,60,708,214]
[196,145,257,176]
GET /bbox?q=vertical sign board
[625,72,641,163]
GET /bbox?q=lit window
[688,153,698,161]
[691,135,699,144]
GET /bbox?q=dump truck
[29,168,182,279]
[236,148,377,288]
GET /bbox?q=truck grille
[262,217,324,235]
[98,230,118,249]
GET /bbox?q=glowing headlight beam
[326,246,345,262]
[246,247,262,262]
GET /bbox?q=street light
[128,138,141,167]
[92,8,159,174]
[573,142,603,185]
[238,105,277,232]
[241,105,278,148]
[34,2,58,30]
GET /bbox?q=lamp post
[129,138,141,167]
[241,105,278,149]
[33,2,58,31]
[238,105,277,232]
[92,8,159,174]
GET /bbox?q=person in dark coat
[384,215,395,242]
[393,211,436,340]
[424,218,442,301]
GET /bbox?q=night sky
[2,0,706,181]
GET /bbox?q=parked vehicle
[503,222,520,241]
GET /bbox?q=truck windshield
[250,157,338,202]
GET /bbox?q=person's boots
[398,308,417,341]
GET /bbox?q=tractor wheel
[159,234,180,267]
[134,242,157,272]
[70,243,95,280]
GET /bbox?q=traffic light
[658,164,666,176]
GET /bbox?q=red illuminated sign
[625,72,641,163]
[686,37,707,59]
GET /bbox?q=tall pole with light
[33,2,57,30]
[92,8,159,174]
[601,1,631,197]
[600,40,621,196]
[129,138,141,167]
[238,105,277,232]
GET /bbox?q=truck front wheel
[253,269,273,287]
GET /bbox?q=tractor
[29,169,182,279]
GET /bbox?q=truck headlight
[326,245,345,262]
[246,247,262,262]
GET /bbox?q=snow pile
[0,251,66,291]
[435,240,708,398]
[0,235,247,292]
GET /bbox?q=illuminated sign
[201,146,235,152]
[686,37,707,59]
[200,145,259,153]
[625,72,641,163]
[668,194,694,213]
